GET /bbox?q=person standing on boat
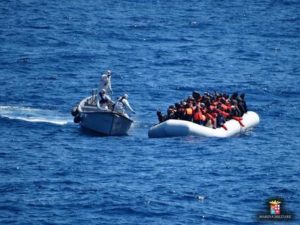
[113,94,135,117]
[99,70,113,95]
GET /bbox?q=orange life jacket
[193,111,205,121]
[216,109,230,118]
[186,107,193,116]
[233,116,245,127]
[209,105,215,111]
[206,113,215,123]
[221,103,230,111]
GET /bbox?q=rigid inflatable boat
[148,111,259,138]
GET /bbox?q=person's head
[240,93,245,100]
[123,94,128,99]
[106,70,112,76]
[231,92,238,99]
[168,107,175,114]
[192,91,200,100]
[101,89,106,94]
[187,96,194,103]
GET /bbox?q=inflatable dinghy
[148,111,259,138]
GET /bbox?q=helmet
[107,70,112,76]
[123,94,128,99]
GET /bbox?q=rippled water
[0,0,299,224]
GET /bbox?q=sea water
[0,0,299,224]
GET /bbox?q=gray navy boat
[71,95,133,136]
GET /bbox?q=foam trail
[0,105,72,125]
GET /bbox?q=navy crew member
[113,94,135,117]
[99,70,112,95]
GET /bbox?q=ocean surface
[0,0,299,224]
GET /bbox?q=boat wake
[0,105,72,125]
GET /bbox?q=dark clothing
[99,92,110,104]
[192,91,201,101]
[167,109,177,120]
[176,107,185,120]
[237,102,246,115]
[216,114,226,128]
[242,101,247,113]
[184,114,193,121]
[230,106,242,117]
[157,111,166,123]
[237,96,247,116]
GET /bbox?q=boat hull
[148,111,260,138]
[80,111,133,135]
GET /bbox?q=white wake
[0,105,72,125]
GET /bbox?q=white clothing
[114,98,134,116]
[99,74,112,94]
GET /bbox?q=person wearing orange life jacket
[204,109,217,129]
[220,99,231,112]
[216,107,230,120]
[184,103,193,121]
[215,104,228,130]
[193,106,206,125]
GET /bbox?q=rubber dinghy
[148,111,259,138]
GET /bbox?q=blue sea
[0,0,299,224]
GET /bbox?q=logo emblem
[258,198,292,221]
[269,200,281,215]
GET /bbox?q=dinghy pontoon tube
[148,111,259,138]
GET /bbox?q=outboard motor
[73,115,81,123]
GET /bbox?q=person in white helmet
[97,89,113,110]
[113,94,135,117]
[99,70,112,95]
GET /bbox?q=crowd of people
[157,91,248,130]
